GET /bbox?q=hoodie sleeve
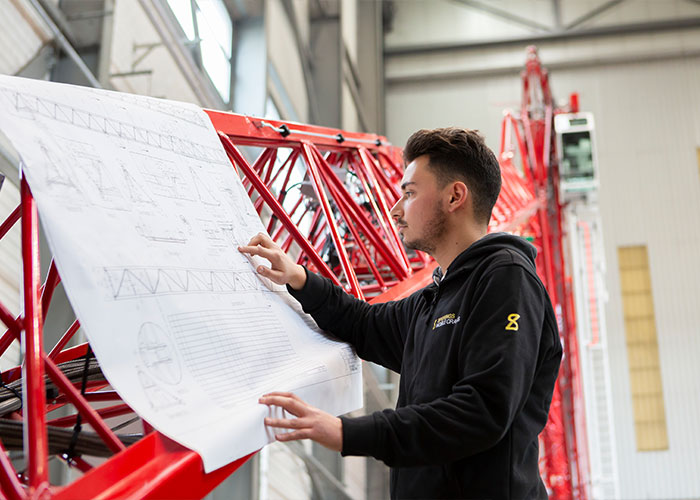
[287,267,417,373]
[339,264,556,466]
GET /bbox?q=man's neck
[432,225,487,273]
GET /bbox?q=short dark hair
[404,127,501,224]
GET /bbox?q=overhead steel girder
[452,0,553,33]
[385,16,700,54]
[386,48,700,85]
[452,0,624,33]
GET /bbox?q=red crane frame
[0,47,585,499]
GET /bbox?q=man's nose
[390,199,402,221]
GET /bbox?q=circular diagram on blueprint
[138,322,182,385]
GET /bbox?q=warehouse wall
[109,0,201,104]
[385,1,700,498]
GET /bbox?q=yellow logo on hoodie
[505,313,520,331]
[433,313,461,330]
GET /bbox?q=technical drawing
[197,219,226,246]
[131,152,196,202]
[64,141,125,209]
[195,219,242,248]
[103,266,265,300]
[190,166,221,206]
[1,88,225,164]
[168,308,308,409]
[340,344,360,373]
[138,322,182,384]
[35,139,84,198]
[84,88,209,127]
[135,216,189,244]
[120,164,154,204]
[137,369,184,411]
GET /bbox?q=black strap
[0,377,21,410]
[66,345,92,460]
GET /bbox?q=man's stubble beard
[402,202,448,255]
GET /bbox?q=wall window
[167,0,233,103]
[618,245,669,451]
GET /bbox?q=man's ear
[447,181,468,212]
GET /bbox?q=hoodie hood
[432,232,537,285]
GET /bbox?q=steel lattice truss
[0,48,584,499]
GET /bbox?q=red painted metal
[43,356,125,454]
[47,404,134,428]
[0,204,20,240]
[40,260,61,322]
[0,302,21,336]
[510,46,587,500]
[47,320,81,361]
[51,434,253,500]
[0,49,586,497]
[0,441,24,500]
[20,176,49,495]
[217,133,342,286]
[299,142,364,298]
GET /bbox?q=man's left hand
[259,392,342,452]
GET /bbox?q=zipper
[426,283,442,327]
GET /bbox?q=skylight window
[167,0,233,103]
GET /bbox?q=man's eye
[404,191,413,198]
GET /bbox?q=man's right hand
[238,232,307,290]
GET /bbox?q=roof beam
[552,0,562,30]
[386,48,700,85]
[565,0,625,30]
[385,16,700,55]
[452,0,553,32]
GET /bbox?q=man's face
[390,155,448,255]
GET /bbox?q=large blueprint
[0,75,362,472]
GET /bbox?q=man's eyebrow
[401,181,416,191]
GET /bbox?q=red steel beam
[43,355,125,454]
[309,146,408,280]
[21,176,49,494]
[0,204,20,240]
[40,260,61,323]
[53,433,253,500]
[0,440,24,500]
[218,133,342,287]
[47,404,134,428]
[299,142,363,298]
[48,320,81,361]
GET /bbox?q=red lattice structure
[0,47,584,499]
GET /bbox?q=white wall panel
[0,0,51,76]
[266,0,308,122]
[341,0,358,65]
[0,178,21,370]
[109,0,200,104]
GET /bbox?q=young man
[239,128,562,499]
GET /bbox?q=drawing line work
[138,322,183,385]
[169,308,317,408]
[0,88,225,164]
[103,267,265,299]
[84,87,210,127]
[137,369,185,411]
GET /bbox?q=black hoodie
[288,233,562,499]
